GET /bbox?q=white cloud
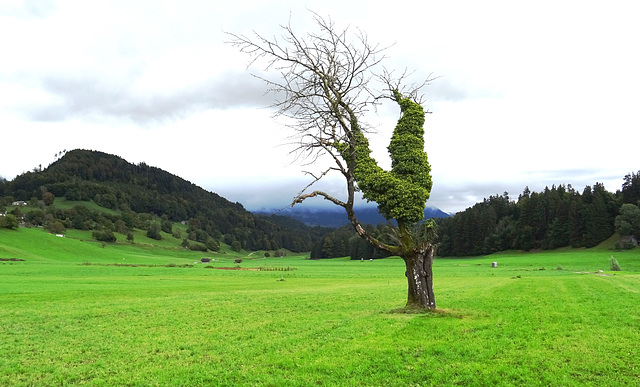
[1,1,639,214]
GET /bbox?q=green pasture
[1,228,639,386]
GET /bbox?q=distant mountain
[255,205,450,228]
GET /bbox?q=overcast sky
[1,1,638,213]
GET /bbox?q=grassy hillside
[1,227,639,385]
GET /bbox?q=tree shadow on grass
[388,307,465,319]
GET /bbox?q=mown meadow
[1,227,639,386]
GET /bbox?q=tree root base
[388,307,464,318]
[388,306,438,315]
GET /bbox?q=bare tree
[228,13,438,309]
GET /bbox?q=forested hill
[1,149,329,252]
[436,173,640,256]
[7,149,243,220]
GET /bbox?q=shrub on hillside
[231,241,242,252]
[45,220,65,234]
[42,192,55,206]
[609,256,622,271]
[161,219,173,234]
[205,237,220,252]
[93,229,116,242]
[146,223,162,240]
[188,243,207,252]
[0,214,19,229]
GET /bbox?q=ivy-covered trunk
[403,245,436,309]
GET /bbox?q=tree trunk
[404,245,436,309]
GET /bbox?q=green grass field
[1,227,639,386]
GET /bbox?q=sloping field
[1,228,639,385]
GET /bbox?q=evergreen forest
[437,172,640,256]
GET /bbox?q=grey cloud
[24,0,56,18]
[24,71,273,124]
[209,175,351,212]
[426,75,503,104]
[428,76,469,102]
[0,0,56,19]
[19,65,473,126]
[427,182,516,214]
[213,72,280,110]
[428,168,630,214]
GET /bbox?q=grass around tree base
[1,227,640,385]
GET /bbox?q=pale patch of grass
[54,197,120,215]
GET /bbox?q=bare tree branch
[293,190,345,208]
[291,168,340,206]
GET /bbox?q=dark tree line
[1,149,329,252]
[436,172,640,256]
[310,224,392,260]
[620,171,640,205]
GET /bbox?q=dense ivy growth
[346,90,432,224]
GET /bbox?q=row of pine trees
[437,172,640,256]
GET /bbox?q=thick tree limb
[292,190,345,208]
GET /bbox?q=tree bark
[404,245,436,309]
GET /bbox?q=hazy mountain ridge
[255,206,450,228]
